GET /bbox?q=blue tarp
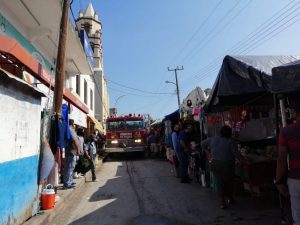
[164,109,179,122]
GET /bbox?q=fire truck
[105,114,148,153]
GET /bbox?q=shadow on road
[66,158,283,225]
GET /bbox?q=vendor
[276,99,300,225]
[201,125,243,209]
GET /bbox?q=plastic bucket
[41,184,55,210]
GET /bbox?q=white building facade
[0,1,98,224]
[76,3,110,131]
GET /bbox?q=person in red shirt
[276,99,300,225]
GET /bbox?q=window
[76,75,80,95]
[106,119,144,131]
[90,89,93,110]
[83,23,91,34]
[84,80,87,104]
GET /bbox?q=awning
[163,109,180,122]
[0,34,89,114]
[87,114,103,132]
[272,60,300,94]
[205,55,300,112]
[0,68,45,98]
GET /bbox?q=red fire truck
[105,115,147,154]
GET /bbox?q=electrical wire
[121,98,169,116]
[228,0,299,54]
[183,0,300,84]
[196,8,300,81]
[183,0,252,64]
[108,87,172,98]
[107,78,173,95]
[171,0,224,64]
[194,11,300,84]
[240,10,300,54]
[178,0,241,64]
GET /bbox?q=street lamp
[167,66,183,109]
[165,80,176,86]
[165,79,180,109]
[114,95,126,107]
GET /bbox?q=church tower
[76,3,109,130]
[76,3,103,69]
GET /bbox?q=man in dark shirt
[276,99,300,225]
[178,124,192,183]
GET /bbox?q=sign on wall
[69,104,87,128]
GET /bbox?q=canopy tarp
[205,55,300,112]
[163,109,179,122]
[272,59,300,94]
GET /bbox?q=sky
[71,0,300,120]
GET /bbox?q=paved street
[46,155,281,225]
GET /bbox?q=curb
[23,157,105,225]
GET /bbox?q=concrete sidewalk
[23,158,104,225]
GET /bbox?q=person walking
[276,99,300,225]
[73,127,85,179]
[63,119,80,189]
[201,125,242,209]
[148,130,159,157]
[84,135,98,182]
[172,124,181,177]
[178,124,192,183]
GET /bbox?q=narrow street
[48,155,281,225]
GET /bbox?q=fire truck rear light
[111,140,118,144]
[134,139,142,143]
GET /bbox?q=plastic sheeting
[206,55,300,112]
[39,141,55,182]
[272,59,300,93]
[163,109,179,122]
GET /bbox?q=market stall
[272,59,300,127]
[272,59,300,94]
[203,55,300,195]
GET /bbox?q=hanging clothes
[49,104,71,153]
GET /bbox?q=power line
[183,0,300,84]
[167,66,184,108]
[107,78,173,95]
[178,0,241,64]
[108,87,172,98]
[121,97,171,116]
[229,0,299,54]
[171,0,224,64]
[239,9,300,54]
[187,0,300,82]
[195,11,300,84]
[155,1,224,99]
[183,0,252,64]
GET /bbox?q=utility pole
[53,0,70,116]
[44,0,70,188]
[167,66,184,109]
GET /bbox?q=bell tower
[76,3,103,69]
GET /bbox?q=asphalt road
[48,155,282,225]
